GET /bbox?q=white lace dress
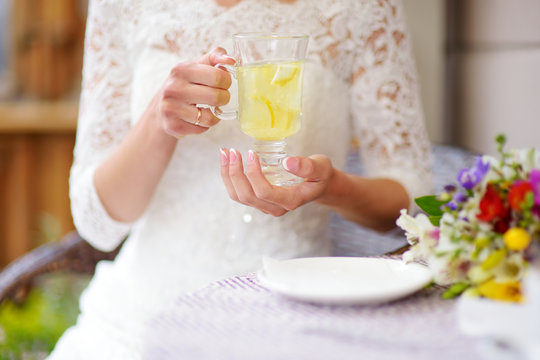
[49,0,432,358]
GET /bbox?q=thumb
[197,47,236,67]
[283,155,332,181]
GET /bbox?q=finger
[188,106,219,128]
[184,64,232,90]
[159,101,209,137]
[162,117,208,137]
[168,62,231,89]
[197,47,236,67]
[245,150,301,210]
[179,83,231,107]
[160,100,219,128]
[163,81,230,107]
[228,149,288,216]
[283,155,332,181]
[220,148,239,201]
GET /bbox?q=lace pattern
[69,0,135,251]
[58,1,433,356]
[71,0,431,252]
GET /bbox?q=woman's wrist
[139,96,180,148]
[315,167,356,207]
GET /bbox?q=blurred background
[0,0,87,268]
[0,0,539,356]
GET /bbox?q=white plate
[257,257,432,305]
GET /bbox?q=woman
[49,0,432,358]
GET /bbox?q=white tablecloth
[143,272,490,360]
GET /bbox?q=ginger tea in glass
[212,33,309,186]
[237,60,304,142]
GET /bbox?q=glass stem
[253,140,302,186]
[254,139,286,169]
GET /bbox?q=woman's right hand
[152,47,235,138]
[92,48,235,224]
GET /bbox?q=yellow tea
[237,60,304,141]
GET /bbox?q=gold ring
[194,107,202,126]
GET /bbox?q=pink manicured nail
[247,150,255,164]
[283,157,299,172]
[229,148,238,164]
[220,54,236,62]
[220,148,228,166]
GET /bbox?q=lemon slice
[264,99,276,128]
[249,95,276,128]
[271,63,299,86]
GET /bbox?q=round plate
[257,257,432,305]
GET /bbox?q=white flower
[428,256,455,285]
[478,155,501,187]
[509,148,540,173]
[438,214,461,253]
[396,209,438,262]
[492,253,527,282]
[396,209,436,244]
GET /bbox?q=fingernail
[247,150,255,164]
[220,54,236,62]
[220,148,228,166]
[229,148,238,164]
[283,157,299,172]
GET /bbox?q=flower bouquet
[397,135,540,302]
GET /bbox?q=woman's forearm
[94,100,178,222]
[316,169,410,232]
[92,49,234,223]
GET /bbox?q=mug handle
[211,63,238,121]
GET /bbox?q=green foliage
[0,273,90,359]
[414,195,447,226]
[495,133,506,150]
[442,282,469,299]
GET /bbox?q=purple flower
[444,184,457,193]
[530,169,540,206]
[457,157,490,190]
[453,192,467,203]
[443,202,458,211]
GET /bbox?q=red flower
[494,219,510,234]
[477,184,509,228]
[508,181,533,211]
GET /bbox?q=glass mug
[211,33,309,186]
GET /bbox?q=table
[142,270,491,360]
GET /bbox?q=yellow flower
[503,227,531,251]
[477,279,523,303]
[468,265,492,284]
[481,249,506,270]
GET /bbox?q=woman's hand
[220,149,334,216]
[151,47,235,138]
[94,48,235,223]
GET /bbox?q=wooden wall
[0,0,85,268]
[0,103,78,268]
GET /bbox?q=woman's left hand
[220,149,334,216]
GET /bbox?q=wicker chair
[0,231,122,304]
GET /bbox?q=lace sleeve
[349,0,433,206]
[69,0,133,252]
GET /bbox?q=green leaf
[428,215,441,226]
[481,248,507,270]
[450,248,463,260]
[495,134,506,149]
[525,191,535,209]
[415,195,447,216]
[442,282,470,299]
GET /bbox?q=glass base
[253,140,303,187]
